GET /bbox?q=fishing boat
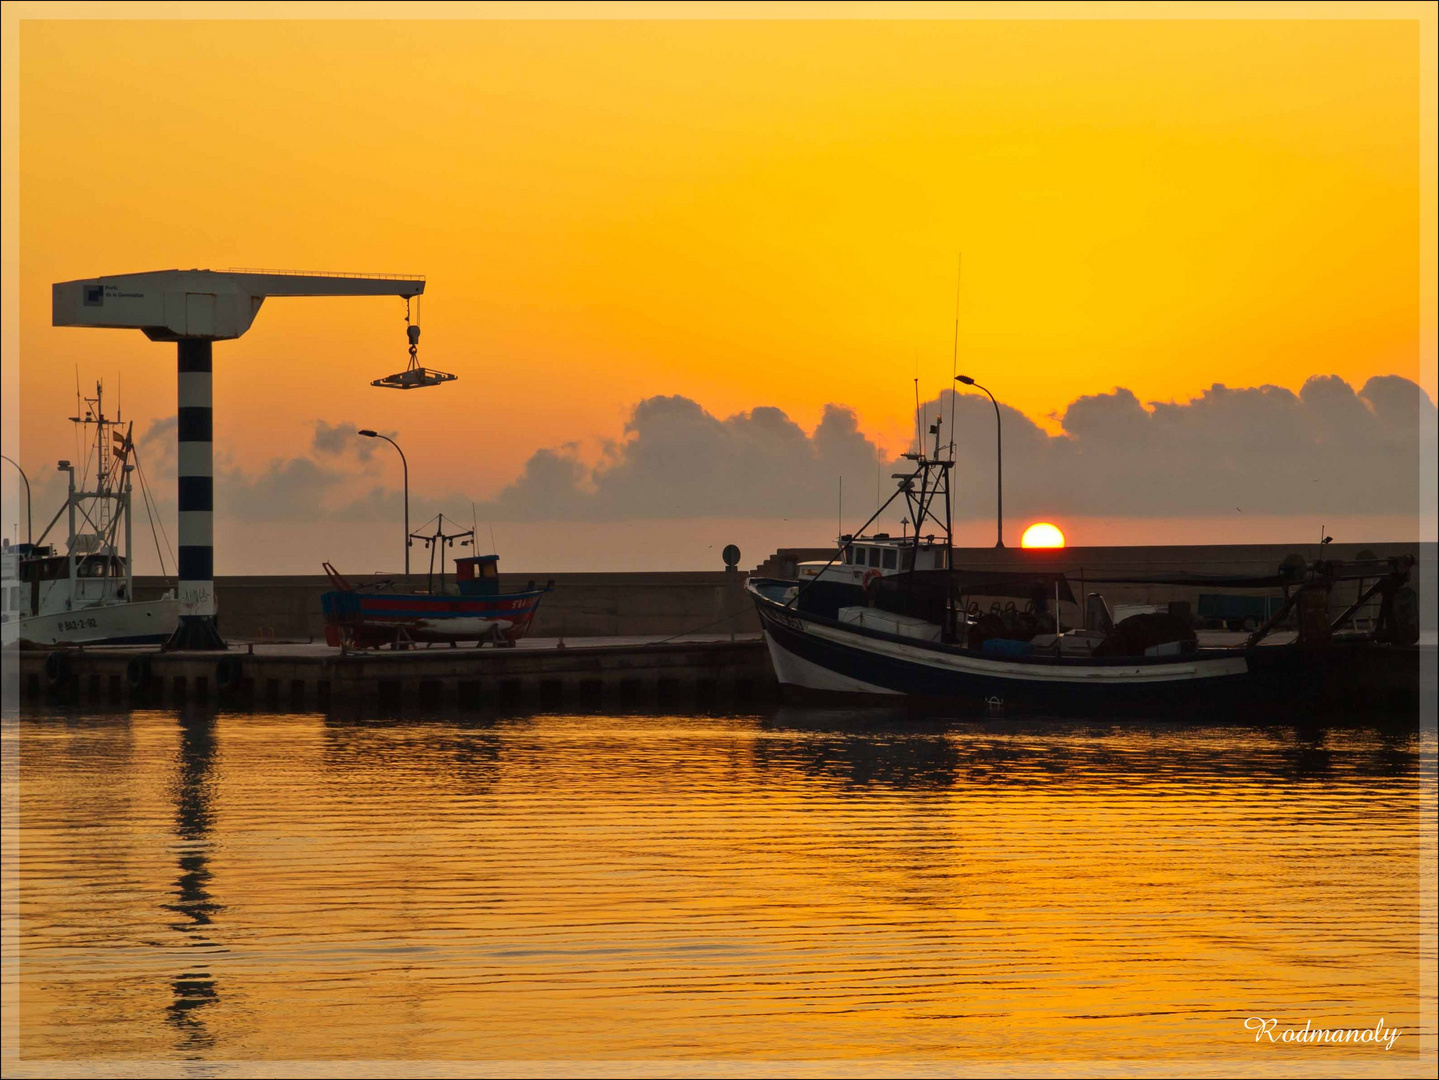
[2,382,180,647]
[746,412,1421,714]
[321,516,550,648]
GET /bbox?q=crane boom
[53,268,426,341]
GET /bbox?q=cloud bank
[111,376,1431,528]
[481,397,887,521]
[475,374,1431,523]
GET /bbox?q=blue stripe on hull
[760,605,1246,716]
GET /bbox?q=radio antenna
[914,377,922,457]
[948,255,961,460]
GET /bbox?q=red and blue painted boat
[321,555,550,649]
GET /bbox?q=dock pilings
[16,637,777,713]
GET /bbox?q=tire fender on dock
[126,655,152,690]
[44,651,71,689]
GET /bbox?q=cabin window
[841,547,851,565]
[23,557,69,582]
[868,548,882,568]
[883,548,897,570]
[901,549,914,571]
[481,562,498,579]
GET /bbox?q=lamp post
[358,430,409,576]
[0,455,31,545]
[956,375,1003,549]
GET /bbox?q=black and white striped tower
[169,338,225,649]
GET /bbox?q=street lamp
[956,375,1003,549]
[0,455,31,545]
[358,430,409,576]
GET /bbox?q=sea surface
[4,706,1435,1077]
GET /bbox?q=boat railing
[321,561,353,592]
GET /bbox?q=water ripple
[7,707,1434,1075]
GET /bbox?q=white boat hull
[763,629,902,695]
[14,598,182,646]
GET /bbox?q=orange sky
[5,8,1435,552]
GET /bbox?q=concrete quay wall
[126,542,1433,642]
[133,570,759,642]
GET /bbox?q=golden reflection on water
[7,708,1435,1074]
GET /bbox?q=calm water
[5,706,1435,1076]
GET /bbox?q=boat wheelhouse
[798,533,950,586]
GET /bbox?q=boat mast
[64,463,76,585]
[33,383,133,597]
[124,456,133,598]
[411,514,476,595]
[115,417,135,600]
[909,380,926,571]
[940,414,953,569]
[76,382,130,578]
[948,256,960,571]
[901,410,953,564]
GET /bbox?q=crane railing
[224,267,426,281]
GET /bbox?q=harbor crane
[53,268,444,649]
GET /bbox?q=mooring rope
[643,604,757,647]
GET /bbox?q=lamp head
[955,375,975,386]
[358,429,378,438]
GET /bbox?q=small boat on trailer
[321,517,550,649]
[748,414,1421,716]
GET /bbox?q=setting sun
[1021,523,1066,549]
